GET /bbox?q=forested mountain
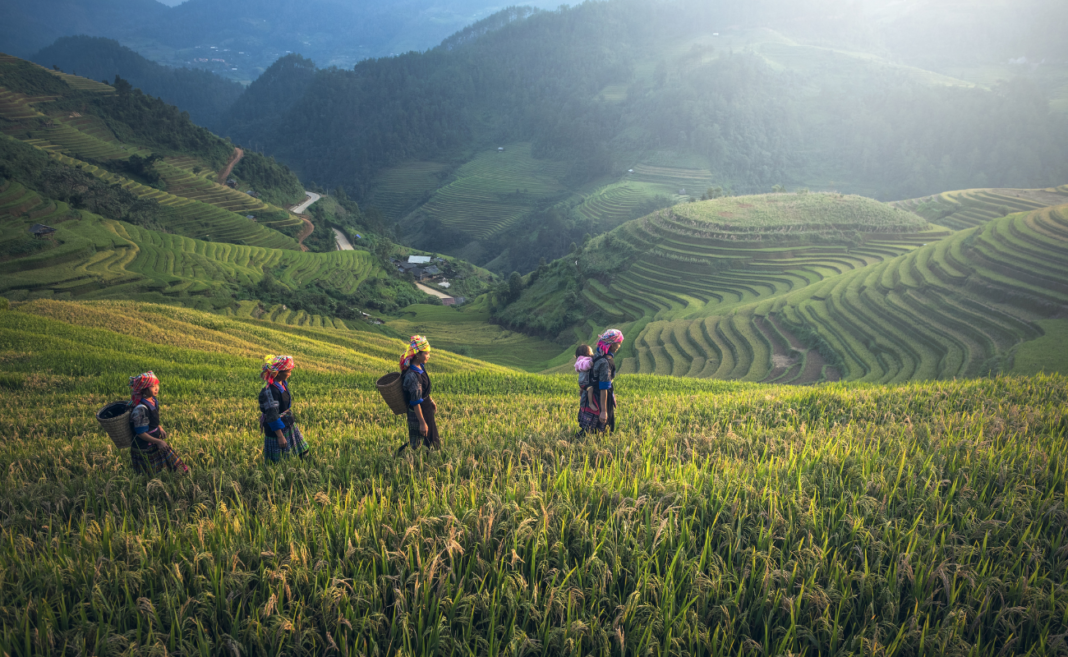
[219,54,317,149]
[32,37,244,130]
[223,0,1068,274]
[0,0,557,82]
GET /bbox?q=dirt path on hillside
[296,216,313,252]
[217,147,243,185]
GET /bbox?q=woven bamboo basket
[376,372,407,415]
[97,401,133,449]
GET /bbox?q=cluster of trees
[33,37,245,131]
[219,54,317,149]
[231,150,305,208]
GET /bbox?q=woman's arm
[412,402,428,436]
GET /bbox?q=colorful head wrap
[129,371,160,405]
[597,329,625,356]
[400,335,431,371]
[261,355,295,385]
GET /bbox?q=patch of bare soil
[766,314,841,384]
[296,216,314,252]
[217,147,243,185]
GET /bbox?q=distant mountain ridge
[0,0,559,82]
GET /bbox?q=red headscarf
[129,371,160,406]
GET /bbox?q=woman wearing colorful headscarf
[586,329,624,433]
[397,335,439,455]
[128,371,190,475]
[259,355,310,462]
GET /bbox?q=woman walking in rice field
[259,355,310,462]
[128,371,190,475]
[587,329,624,433]
[397,335,440,455]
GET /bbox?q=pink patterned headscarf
[596,329,624,356]
[129,371,160,405]
[261,355,295,385]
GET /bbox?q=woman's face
[277,369,292,381]
[148,383,160,397]
[417,351,431,365]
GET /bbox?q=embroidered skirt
[131,443,190,475]
[578,407,614,433]
[264,423,310,463]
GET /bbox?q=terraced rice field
[0,185,382,308]
[629,163,715,193]
[615,201,1068,383]
[24,119,148,160]
[0,88,42,122]
[0,76,303,250]
[156,161,281,217]
[584,197,940,327]
[561,188,1068,383]
[415,144,568,238]
[365,161,447,220]
[574,181,671,226]
[892,188,1060,231]
[48,152,301,250]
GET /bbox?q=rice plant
[0,300,1066,656]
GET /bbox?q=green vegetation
[231,150,306,209]
[1012,319,1068,375]
[671,193,926,232]
[1,299,1067,655]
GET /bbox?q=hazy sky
[156,0,187,5]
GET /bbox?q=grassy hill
[0,54,451,328]
[1,298,1066,655]
[0,54,308,252]
[0,178,432,327]
[494,188,1068,382]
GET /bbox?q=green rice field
[407,144,569,239]
[0,299,1066,655]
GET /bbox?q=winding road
[289,192,321,252]
[291,191,321,214]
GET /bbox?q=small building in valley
[29,224,56,238]
[407,255,432,265]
